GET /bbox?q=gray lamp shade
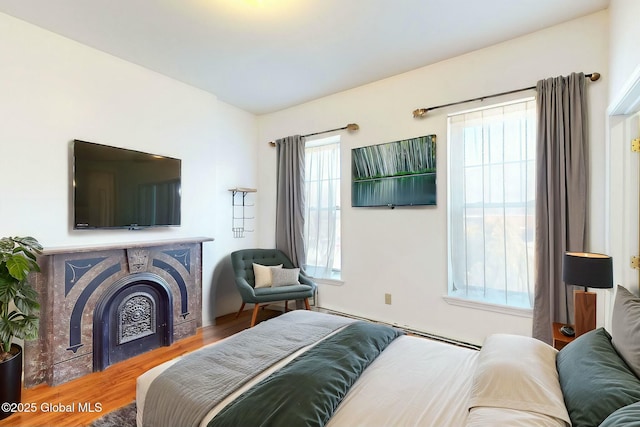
[562,252,613,289]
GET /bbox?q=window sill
[442,295,533,318]
[313,277,344,286]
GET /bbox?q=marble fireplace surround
[24,237,212,387]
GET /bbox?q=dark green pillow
[600,401,640,427]
[557,328,640,427]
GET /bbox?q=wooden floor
[0,309,281,427]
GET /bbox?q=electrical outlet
[385,293,392,305]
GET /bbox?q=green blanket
[208,321,403,427]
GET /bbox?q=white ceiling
[0,0,609,114]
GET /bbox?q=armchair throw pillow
[271,268,301,287]
[253,263,282,288]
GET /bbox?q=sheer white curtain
[448,99,536,308]
[303,137,341,279]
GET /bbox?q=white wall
[209,101,260,319]
[608,0,640,103]
[257,12,609,345]
[0,12,258,325]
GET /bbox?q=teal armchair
[231,249,316,327]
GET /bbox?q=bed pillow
[600,401,640,427]
[468,334,570,424]
[557,327,640,426]
[611,285,640,378]
[271,268,300,287]
[252,263,282,288]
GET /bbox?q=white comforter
[137,312,570,427]
[328,334,478,426]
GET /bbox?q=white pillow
[468,334,570,425]
[271,268,300,287]
[252,263,282,288]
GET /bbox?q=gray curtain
[532,73,588,344]
[275,135,307,269]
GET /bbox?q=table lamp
[561,252,613,337]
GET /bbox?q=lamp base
[574,290,597,337]
[559,325,575,337]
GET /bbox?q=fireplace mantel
[41,236,214,255]
[25,237,212,387]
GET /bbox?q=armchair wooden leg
[235,302,246,318]
[250,304,260,327]
[284,300,289,312]
[304,298,311,310]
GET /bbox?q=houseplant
[0,236,42,420]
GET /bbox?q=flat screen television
[351,134,436,207]
[73,140,181,229]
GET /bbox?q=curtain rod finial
[346,123,359,131]
[413,108,427,118]
[590,72,601,82]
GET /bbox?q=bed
[136,286,640,427]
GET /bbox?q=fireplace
[24,237,210,387]
[93,273,173,371]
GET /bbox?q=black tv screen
[352,134,437,207]
[73,140,181,229]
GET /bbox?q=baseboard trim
[316,307,481,350]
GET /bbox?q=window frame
[303,135,342,281]
[446,97,536,313]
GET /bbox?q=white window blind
[304,136,341,279]
[448,99,536,308]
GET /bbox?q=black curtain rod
[268,123,359,146]
[412,72,601,118]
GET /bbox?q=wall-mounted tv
[73,140,181,229]
[352,134,436,207]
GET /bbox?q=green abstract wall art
[351,134,436,207]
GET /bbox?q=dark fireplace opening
[93,273,173,371]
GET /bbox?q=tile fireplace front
[24,237,211,387]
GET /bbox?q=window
[303,136,341,280]
[447,99,536,309]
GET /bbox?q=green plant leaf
[0,277,18,304]
[11,236,43,253]
[6,256,31,281]
[18,281,39,301]
[14,294,39,315]
[20,249,37,262]
[14,316,39,340]
[0,238,14,253]
[0,314,19,352]
[0,235,42,351]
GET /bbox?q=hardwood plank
[0,309,281,427]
